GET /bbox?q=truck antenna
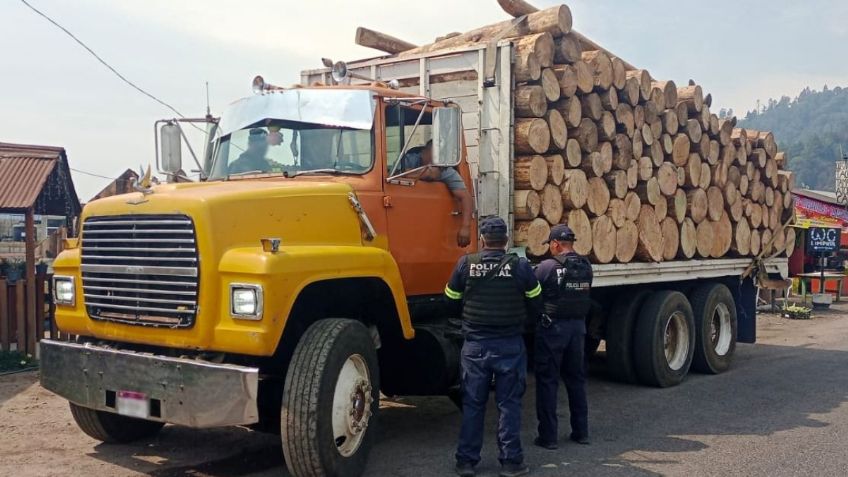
[205,81,211,117]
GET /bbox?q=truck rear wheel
[282,319,379,477]
[633,291,695,387]
[690,283,737,374]
[69,402,164,443]
[606,290,651,384]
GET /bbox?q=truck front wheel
[282,319,379,477]
[690,283,737,374]
[69,402,164,443]
[633,291,695,387]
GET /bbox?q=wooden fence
[0,273,54,356]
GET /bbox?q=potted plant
[35,260,48,276]
[0,258,8,278]
[5,259,25,283]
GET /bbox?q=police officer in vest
[532,225,593,450]
[445,216,543,477]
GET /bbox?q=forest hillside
[738,85,848,191]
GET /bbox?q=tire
[69,402,164,443]
[690,283,737,374]
[633,291,695,388]
[282,319,379,477]
[605,290,651,384]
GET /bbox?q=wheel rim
[664,311,690,371]
[331,354,373,457]
[710,303,733,356]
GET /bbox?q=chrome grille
[81,215,199,327]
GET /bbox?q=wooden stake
[355,27,418,54]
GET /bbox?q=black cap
[543,224,575,244]
[479,216,508,236]
[248,128,267,142]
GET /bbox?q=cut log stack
[354,1,795,263]
[497,4,794,262]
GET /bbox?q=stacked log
[500,7,794,261]
[357,2,795,263]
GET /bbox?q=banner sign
[794,194,848,224]
[806,227,841,254]
[795,217,843,229]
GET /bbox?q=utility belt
[539,313,584,328]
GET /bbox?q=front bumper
[39,340,259,428]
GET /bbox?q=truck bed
[301,44,789,287]
[592,257,786,288]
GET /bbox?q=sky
[1,0,847,200]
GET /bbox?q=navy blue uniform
[534,252,591,445]
[445,249,542,467]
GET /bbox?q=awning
[0,142,81,216]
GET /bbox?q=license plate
[116,390,150,419]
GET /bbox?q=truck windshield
[208,123,373,179]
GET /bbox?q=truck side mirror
[160,123,183,174]
[431,106,462,167]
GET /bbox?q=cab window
[385,105,432,175]
[209,122,373,179]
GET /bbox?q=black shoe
[455,462,476,477]
[533,436,558,450]
[499,462,530,477]
[570,433,590,445]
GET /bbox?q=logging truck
[39,3,792,477]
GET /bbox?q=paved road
[2,309,848,476]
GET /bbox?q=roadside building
[789,189,848,296]
[89,168,139,201]
[0,142,81,355]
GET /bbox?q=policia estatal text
[444,216,542,477]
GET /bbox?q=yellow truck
[40,42,786,477]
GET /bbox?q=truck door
[383,104,469,296]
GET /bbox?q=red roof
[0,142,81,215]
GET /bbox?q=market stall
[789,189,848,299]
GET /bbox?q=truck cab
[41,81,477,477]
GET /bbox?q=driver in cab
[229,128,278,174]
[402,140,473,247]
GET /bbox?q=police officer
[445,216,543,477]
[532,225,593,450]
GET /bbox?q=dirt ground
[2,304,848,477]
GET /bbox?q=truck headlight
[230,284,263,320]
[54,276,75,306]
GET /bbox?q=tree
[740,85,848,191]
